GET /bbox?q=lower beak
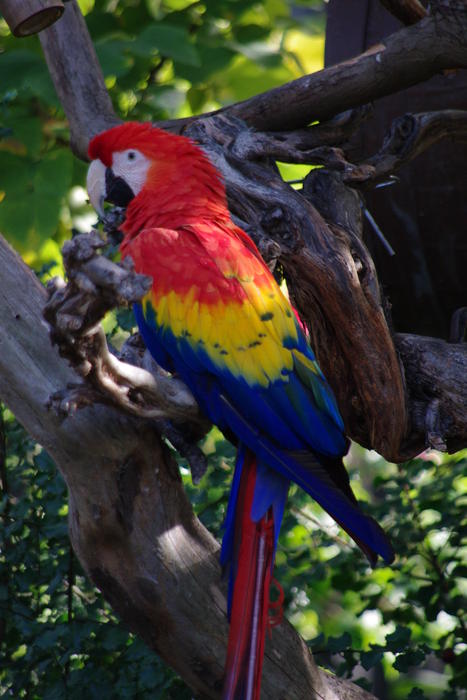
[86,159,106,217]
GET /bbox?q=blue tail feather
[220,395,394,565]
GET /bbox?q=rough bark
[0,0,64,37]
[352,109,467,183]
[0,233,376,700]
[183,114,467,458]
[184,114,408,459]
[37,8,467,450]
[395,333,467,455]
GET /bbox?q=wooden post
[0,0,64,37]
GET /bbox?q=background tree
[0,1,466,699]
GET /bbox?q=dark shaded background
[326,0,467,338]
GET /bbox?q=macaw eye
[128,151,136,161]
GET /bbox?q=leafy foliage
[0,406,191,699]
[280,450,467,699]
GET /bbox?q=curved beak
[86,159,107,217]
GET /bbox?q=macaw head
[86,122,226,227]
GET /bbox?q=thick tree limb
[395,333,467,456]
[185,114,409,459]
[43,231,203,427]
[38,0,467,456]
[43,229,209,481]
[190,114,467,458]
[0,232,377,700]
[42,110,467,461]
[225,9,467,131]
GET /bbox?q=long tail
[220,394,395,565]
[221,447,288,700]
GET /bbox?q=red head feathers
[88,122,206,166]
[87,122,228,234]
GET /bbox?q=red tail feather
[222,455,276,700]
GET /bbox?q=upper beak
[86,159,106,217]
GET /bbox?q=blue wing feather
[135,300,394,565]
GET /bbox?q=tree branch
[395,333,467,456]
[43,228,210,481]
[37,0,467,457]
[349,109,467,184]
[0,232,377,700]
[224,8,467,131]
[43,231,203,427]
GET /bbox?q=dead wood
[224,6,467,131]
[43,231,202,425]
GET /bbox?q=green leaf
[2,112,43,157]
[132,24,200,66]
[144,85,187,118]
[35,628,64,651]
[100,626,129,651]
[95,37,134,79]
[0,49,57,105]
[0,150,72,251]
[327,632,352,654]
[307,632,325,649]
[385,625,412,652]
[394,649,426,673]
[42,681,67,700]
[116,308,137,332]
[360,649,384,670]
[0,50,43,95]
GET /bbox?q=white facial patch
[111,149,151,198]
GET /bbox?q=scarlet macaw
[86,122,394,700]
